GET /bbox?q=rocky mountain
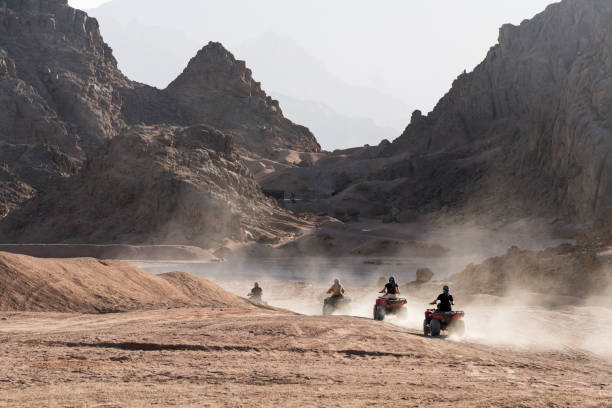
[261,0,612,224]
[0,0,129,219]
[0,0,318,246]
[165,42,320,155]
[119,41,320,157]
[1,125,311,246]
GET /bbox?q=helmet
[389,276,395,283]
[443,285,449,292]
[334,279,340,285]
[254,282,259,288]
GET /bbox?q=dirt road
[1,307,610,407]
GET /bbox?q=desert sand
[1,304,611,407]
[1,251,611,408]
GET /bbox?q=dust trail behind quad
[211,279,612,360]
[133,220,610,359]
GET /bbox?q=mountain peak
[169,41,260,96]
[165,42,320,155]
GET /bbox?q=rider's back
[385,282,398,294]
[436,292,453,311]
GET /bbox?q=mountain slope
[165,42,320,155]
[0,124,311,246]
[262,0,612,223]
[390,0,612,220]
[0,1,318,246]
[0,0,130,219]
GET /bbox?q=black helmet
[443,285,449,293]
[254,282,259,288]
[389,276,395,283]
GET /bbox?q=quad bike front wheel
[323,300,334,316]
[373,305,386,321]
[423,319,430,336]
[322,304,332,316]
[430,319,441,336]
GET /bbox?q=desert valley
[0,0,612,406]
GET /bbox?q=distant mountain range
[85,2,411,150]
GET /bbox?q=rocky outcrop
[165,42,320,156]
[450,235,612,300]
[0,125,309,246]
[0,0,129,220]
[119,42,321,157]
[450,210,612,299]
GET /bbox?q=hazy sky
[68,0,558,149]
[69,0,110,8]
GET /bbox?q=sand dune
[0,251,250,313]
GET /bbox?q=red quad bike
[373,297,408,321]
[423,309,465,337]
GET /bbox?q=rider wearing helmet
[430,285,454,312]
[379,276,400,299]
[327,279,346,298]
[248,282,263,301]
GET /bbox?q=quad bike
[247,293,263,303]
[423,309,465,336]
[323,296,352,315]
[373,297,408,321]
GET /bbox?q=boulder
[415,268,434,284]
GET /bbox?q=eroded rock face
[119,42,321,159]
[0,0,129,219]
[390,0,612,220]
[0,2,317,243]
[0,125,307,246]
[155,42,319,156]
[262,0,612,223]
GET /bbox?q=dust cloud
[137,218,611,359]
[210,277,612,360]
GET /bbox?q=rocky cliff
[0,0,318,245]
[390,0,612,221]
[261,0,612,224]
[1,125,307,246]
[0,0,129,218]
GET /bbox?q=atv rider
[430,285,454,312]
[248,282,263,302]
[379,276,400,299]
[327,279,345,299]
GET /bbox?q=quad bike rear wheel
[373,305,386,321]
[430,319,441,336]
[449,319,465,337]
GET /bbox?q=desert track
[1,307,610,407]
